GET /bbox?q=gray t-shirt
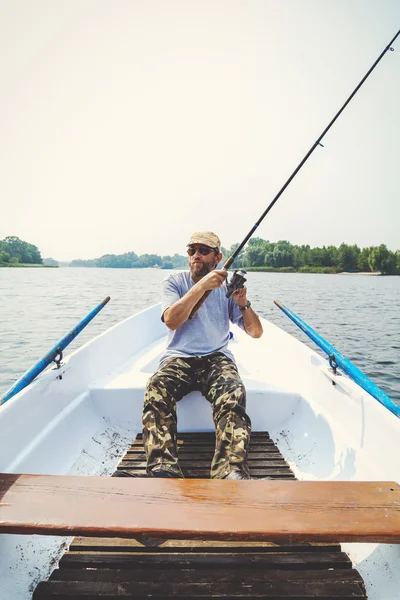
[159,271,245,364]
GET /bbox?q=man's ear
[216,252,223,265]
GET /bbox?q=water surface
[0,268,399,404]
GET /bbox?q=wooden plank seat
[1,475,399,541]
[3,432,382,598]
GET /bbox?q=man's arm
[232,287,263,339]
[241,306,263,338]
[163,270,227,330]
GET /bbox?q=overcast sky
[0,1,399,261]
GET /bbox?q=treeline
[3,236,397,273]
[70,239,400,274]
[0,236,42,266]
[229,239,400,275]
[70,252,187,269]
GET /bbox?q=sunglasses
[187,246,217,256]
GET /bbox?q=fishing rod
[189,29,400,319]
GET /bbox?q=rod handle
[189,263,232,320]
[188,290,211,320]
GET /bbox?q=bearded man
[139,231,263,480]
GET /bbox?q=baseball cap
[187,232,221,251]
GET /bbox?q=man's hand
[232,286,248,308]
[199,269,228,292]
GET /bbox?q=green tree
[161,260,174,269]
[171,253,187,268]
[221,243,246,268]
[368,245,390,273]
[383,251,397,275]
[298,244,311,267]
[338,243,360,271]
[244,238,268,267]
[137,253,163,268]
[309,246,325,267]
[368,245,397,274]
[43,257,59,266]
[69,258,97,267]
[246,245,265,266]
[0,236,42,264]
[272,241,293,267]
[357,247,372,272]
[0,251,10,264]
[326,246,339,267]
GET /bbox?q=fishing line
[189,30,399,318]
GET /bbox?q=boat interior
[30,431,369,600]
[1,305,400,599]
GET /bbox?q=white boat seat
[88,337,301,430]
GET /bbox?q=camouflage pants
[142,352,251,479]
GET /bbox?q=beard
[190,259,216,278]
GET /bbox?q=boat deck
[33,432,367,599]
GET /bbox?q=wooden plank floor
[33,432,367,599]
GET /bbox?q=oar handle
[188,290,211,320]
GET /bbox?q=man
[142,231,263,480]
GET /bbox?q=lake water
[0,268,399,404]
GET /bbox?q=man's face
[188,244,222,279]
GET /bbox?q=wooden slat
[113,469,296,479]
[120,459,289,467]
[70,537,342,551]
[126,450,284,458]
[134,432,271,439]
[58,551,352,569]
[117,464,291,471]
[33,576,367,598]
[49,567,359,582]
[130,440,277,447]
[1,474,399,543]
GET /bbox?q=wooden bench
[1,473,399,543]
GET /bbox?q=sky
[0,1,399,261]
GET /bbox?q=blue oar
[274,299,400,418]
[0,296,110,406]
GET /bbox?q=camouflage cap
[188,232,221,251]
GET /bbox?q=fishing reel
[226,269,247,298]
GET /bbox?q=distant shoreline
[0,264,387,275]
[2,236,398,274]
[340,271,381,276]
[242,267,384,275]
[0,264,58,268]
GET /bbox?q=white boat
[1,302,399,600]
